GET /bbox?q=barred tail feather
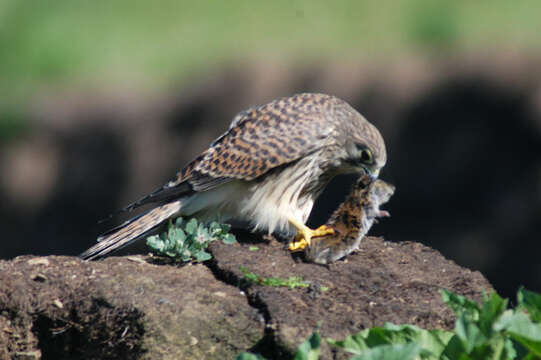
[80,201,182,260]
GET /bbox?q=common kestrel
[80,93,387,260]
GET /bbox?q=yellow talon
[287,217,335,252]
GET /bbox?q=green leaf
[220,223,231,233]
[222,233,237,244]
[173,228,186,243]
[195,250,212,262]
[502,337,519,359]
[441,334,467,359]
[412,328,453,357]
[249,246,259,251]
[146,235,162,250]
[209,221,220,235]
[328,332,368,355]
[195,227,210,246]
[467,344,495,360]
[441,289,481,319]
[500,311,541,356]
[182,248,192,259]
[478,292,508,336]
[185,218,198,234]
[163,250,175,257]
[518,287,541,323]
[329,323,452,358]
[240,266,259,282]
[455,312,487,353]
[293,331,321,360]
[168,220,177,240]
[174,217,184,227]
[236,353,266,360]
[349,343,421,360]
[197,221,206,234]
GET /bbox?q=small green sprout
[239,266,310,289]
[146,217,236,262]
[248,246,259,251]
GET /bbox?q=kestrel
[80,93,387,260]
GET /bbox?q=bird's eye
[359,149,373,164]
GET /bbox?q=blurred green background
[1,1,541,300]
[1,0,540,108]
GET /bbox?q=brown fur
[305,176,395,264]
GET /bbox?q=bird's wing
[121,93,336,212]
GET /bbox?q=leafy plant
[238,287,541,360]
[329,288,541,360]
[146,217,236,262]
[327,323,450,359]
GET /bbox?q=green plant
[327,323,449,359]
[0,107,28,142]
[328,288,541,359]
[146,217,236,262]
[238,287,541,360]
[239,266,311,289]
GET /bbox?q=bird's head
[343,121,387,180]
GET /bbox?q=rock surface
[0,235,493,359]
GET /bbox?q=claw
[287,217,335,252]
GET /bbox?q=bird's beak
[365,167,380,181]
[357,164,380,180]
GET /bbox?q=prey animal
[304,176,395,264]
[80,93,386,260]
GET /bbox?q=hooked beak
[362,166,380,181]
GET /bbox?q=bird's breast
[236,152,329,235]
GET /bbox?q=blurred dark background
[1,1,540,300]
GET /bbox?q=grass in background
[0,0,540,133]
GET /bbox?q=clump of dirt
[0,234,492,359]
[209,235,493,358]
[0,256,264,360]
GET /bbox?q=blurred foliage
[1,0,540,98]
[0,0,540,138]
[407,2,459,50]
[0,107,29,142]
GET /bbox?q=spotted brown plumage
[80,93,387,260]
[305,177,395,264]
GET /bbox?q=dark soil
[1,234,492,359]
[0,255,264,360]
[209,235,492,358]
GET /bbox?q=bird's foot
[288,225,335,252]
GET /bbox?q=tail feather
[80,201,182,260]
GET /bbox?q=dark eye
[359,149,373,164]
